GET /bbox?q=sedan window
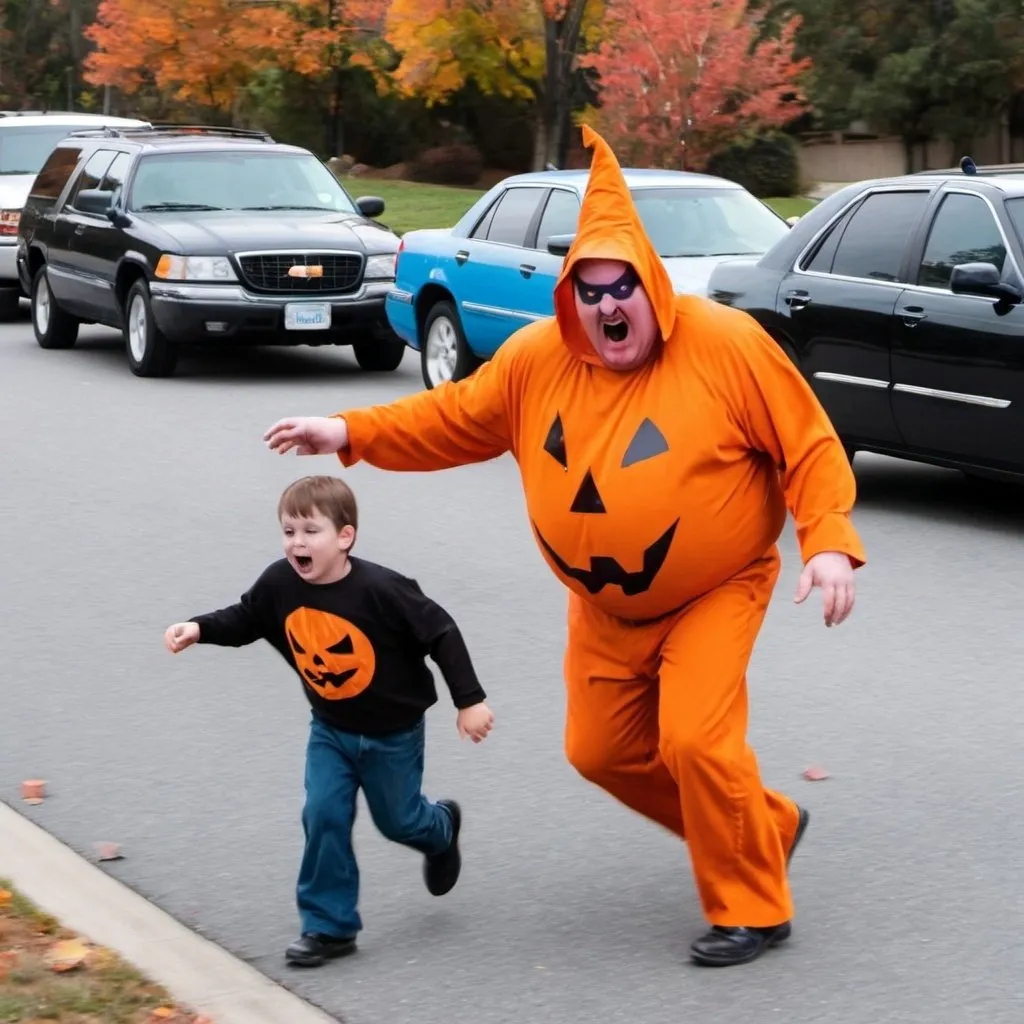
[829,190,929,282]
[917,192,1007,289]
[127,151,360,214]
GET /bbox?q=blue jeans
[296,714,454,938]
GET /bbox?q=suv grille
[236,252,364,294]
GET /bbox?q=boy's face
[281,507,354,584]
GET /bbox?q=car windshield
[0,125,89,175]
[127,151,359,213]
[629,187,790,258]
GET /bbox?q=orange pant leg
[563,548,801,929]
[657,547,801,928]
[563,594,685,838]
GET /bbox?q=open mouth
[295,555,313,572]
[602,317,629,342]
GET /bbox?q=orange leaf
[44,937,91,972]
[0,889,11,908]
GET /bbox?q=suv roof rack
[68,123,275,142]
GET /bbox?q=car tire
[352,333,406,372]
[421,299,480,389]
[31,265,79,349]
[124,278,177,377]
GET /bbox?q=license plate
[284,302,331,330]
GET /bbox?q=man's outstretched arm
[266,335,524,472]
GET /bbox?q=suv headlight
[155,254,238,282]
[364,253,396,280]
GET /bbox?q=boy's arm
[387,576,487,708]
[189,576,271,647]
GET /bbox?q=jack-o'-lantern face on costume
[521,124,685,617]
[284,607,376,700]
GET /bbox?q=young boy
[164,474,494,968]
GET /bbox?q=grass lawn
[0,880,206,1024]
[336,176,817,237]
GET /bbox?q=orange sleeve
[724,314,866,569]
[333,342,518,472]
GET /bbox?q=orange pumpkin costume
[333,127,866,934]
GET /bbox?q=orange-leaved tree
[383,0,601,169]
[83,0,386,119]
[580,0,811,169]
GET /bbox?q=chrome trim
[387,288,414,303]
[149,280,391,304]
[892,383,1011,408]
[791,184,1024,291]
[461,299,545,323]
[813,371,889,389]
[233,247,365,259]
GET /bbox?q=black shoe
[423,799,461,896]
[689,922,791,967]
[285,932,357,967]
[788,805,810,866]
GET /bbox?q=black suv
[706,160,1024,483]
[16,124,404,377]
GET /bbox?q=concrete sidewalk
[0,800,339,1024]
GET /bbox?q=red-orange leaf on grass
[580,0,811,169]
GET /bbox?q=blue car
[386,167,793,389]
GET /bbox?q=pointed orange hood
[553,125,677,365]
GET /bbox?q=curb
[0,800,338,1024]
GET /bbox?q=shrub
[705,132,801,198]
[407,144,484,186]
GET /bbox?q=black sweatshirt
[189,556,486,735]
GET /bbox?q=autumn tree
[83,0,387,134]
[580,0,811,170]
[383,0,600,169]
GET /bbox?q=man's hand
[794,551,855,627]
[457,702,494,743]
[165,622,200,653]
[264,416,349,456]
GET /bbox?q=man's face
[573,258,659,371]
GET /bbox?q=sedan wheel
[420,299,481,389]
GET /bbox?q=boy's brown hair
[278,476,358,533]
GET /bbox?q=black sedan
[706,163,1024,482]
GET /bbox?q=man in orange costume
[264,126,866,967]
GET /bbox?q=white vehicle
[0,112,148,317]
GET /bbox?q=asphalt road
[2,312,1024,1024]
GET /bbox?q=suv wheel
[31,265,79,349]
[352,333,405,372]
[124,279,177,377]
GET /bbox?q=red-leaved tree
[579,0,811,169]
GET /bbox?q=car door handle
[784,289,810,309]
[519,263,535,278]
[900,305,926,326]
[454,250,469,265]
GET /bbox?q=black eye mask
[574,266,640,305]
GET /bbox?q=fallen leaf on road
[21,779,46,801]
[802,765,830,781]
[94,841,123,861]
[43,937,92,972]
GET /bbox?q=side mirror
[547,233,575,257]
[950,261,1022,304]
[75,188,115,216]
[356,195,385,218]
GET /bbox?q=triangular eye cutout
[570,469,606,514]
[327,635,355,655]
[622,418,669,467]
[288,629,306,655]
[543,412,568,469]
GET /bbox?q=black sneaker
[423,799,461,896]
[285,932,357,967]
